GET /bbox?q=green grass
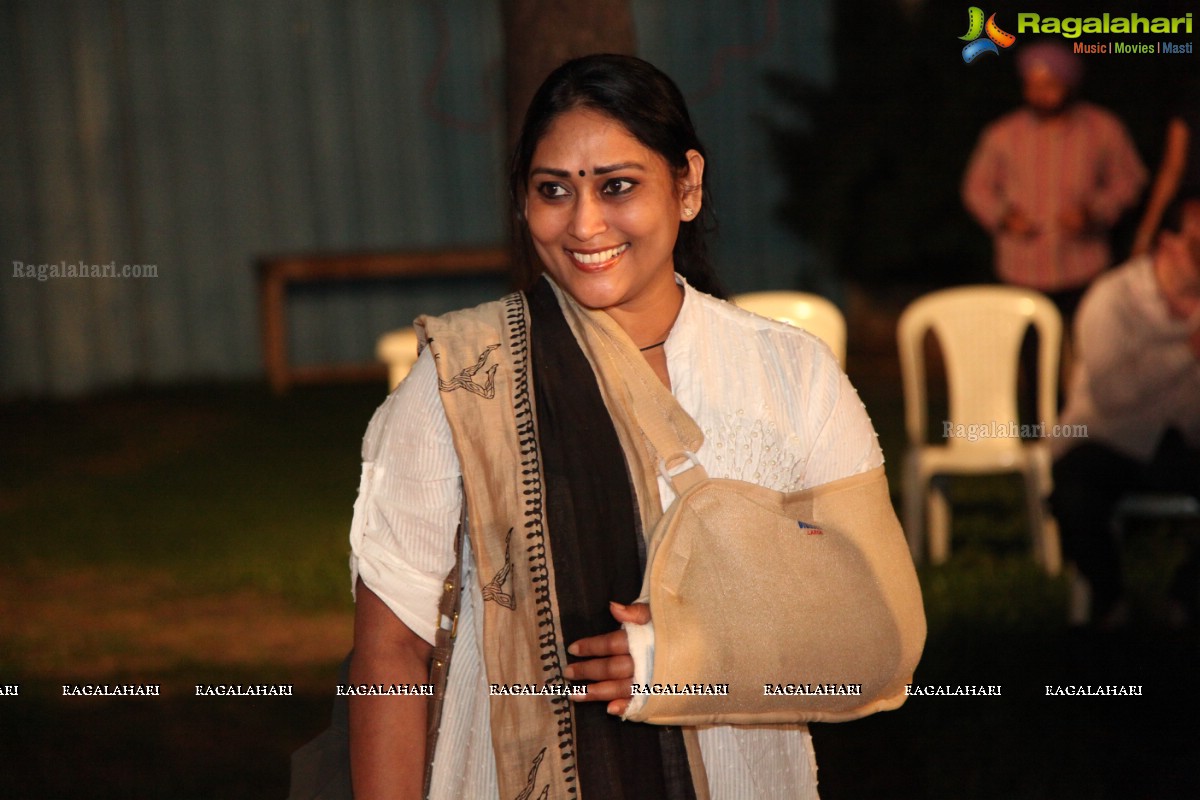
[1,382,383,610]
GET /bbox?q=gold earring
[683,207,695,217]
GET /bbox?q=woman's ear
[679,149,705,221]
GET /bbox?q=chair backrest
[897,285,1061,448]
[732,291,847,366]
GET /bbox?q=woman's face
[524,107,702,317]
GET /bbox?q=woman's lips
[567,243,629,271]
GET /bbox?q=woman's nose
[568,193,607,242]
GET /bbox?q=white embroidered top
[349,280,884,799]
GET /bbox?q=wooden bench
[257,246,509,393]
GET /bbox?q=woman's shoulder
[681,286,841,370]
[419,292,522,332]
[361,347,448,462]
[683,285,795,331]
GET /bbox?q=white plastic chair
[376,327,421,391]
[733,291,847,366]
[897,285,1062,575]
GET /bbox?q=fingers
[560,600,651,715]
[563,653,634,712]
[608,601,651,625]
[565,603,651,658]
[567,628,628,658]
[570,677,633,705]
[564,653,633,683]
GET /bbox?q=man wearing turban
[963,41,1148,325]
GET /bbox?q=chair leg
[1067,563,1091,625]
[1042,516,1062,577]
[928,478,951,565]
[1023,458,1061,576]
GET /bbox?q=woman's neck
[604,279,684,390]
[605,279,684,350]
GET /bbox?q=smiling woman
[338,53,922,800]
[522,108,702,386]
[508,54,723,302]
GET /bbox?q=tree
[499,0,637,286]
[500,0,637,149]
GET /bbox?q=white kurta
[349,281,884,799]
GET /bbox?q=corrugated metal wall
[0,0,829,398]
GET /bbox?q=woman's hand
[563,601,651,716]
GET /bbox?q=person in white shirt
[1051,200,1200,624]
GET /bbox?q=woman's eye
[536,182,569,199]
[602,178,636,196]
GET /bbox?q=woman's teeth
[571,244,629,264]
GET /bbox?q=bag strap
[423,489,467,797]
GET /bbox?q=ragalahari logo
[960,7,1016,62]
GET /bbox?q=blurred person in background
[963,41,1147,328]
[1051,200,1200,626]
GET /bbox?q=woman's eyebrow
[594,162,645,175]
[531,163,646,178]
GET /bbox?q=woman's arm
[346,348,462,797]
[349,579,434,800]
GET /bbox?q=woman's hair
[508,53,725,298]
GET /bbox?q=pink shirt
[963,103,1147,291]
